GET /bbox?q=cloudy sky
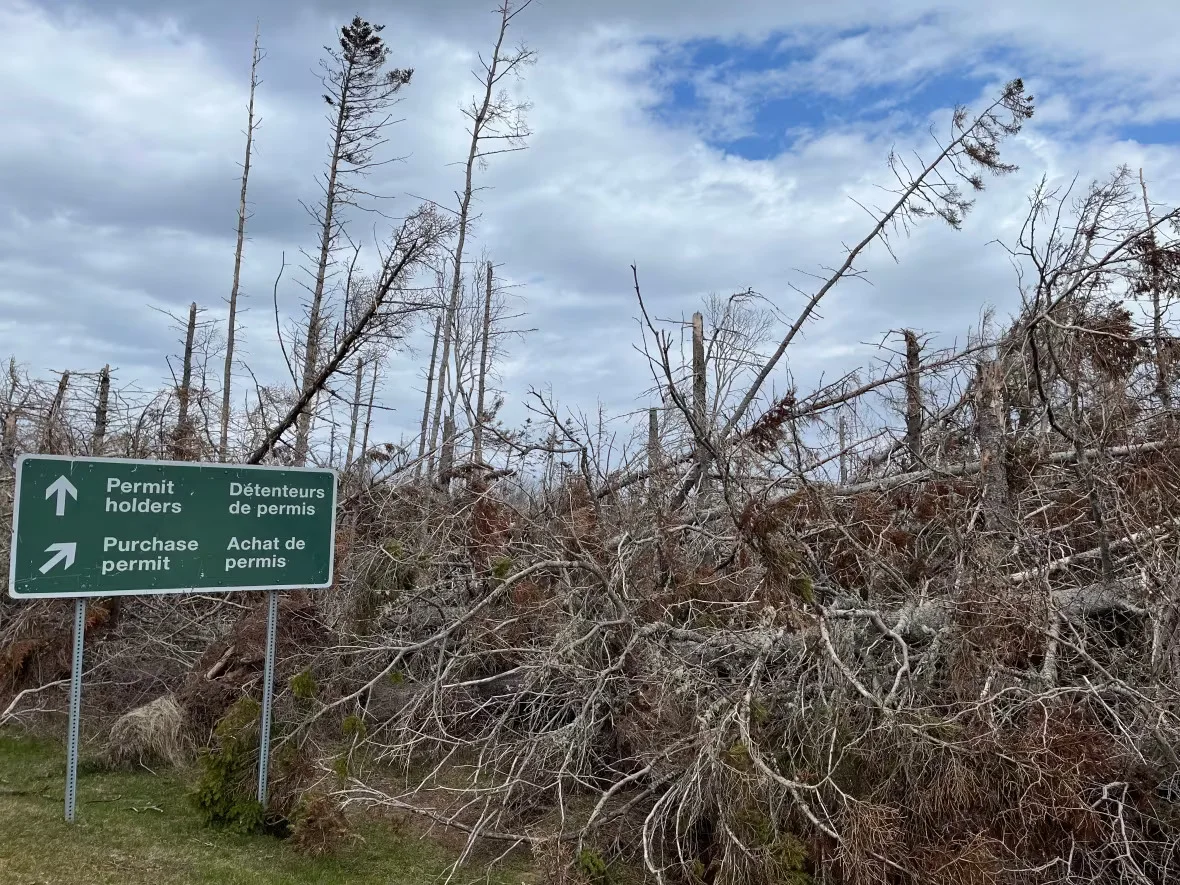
[2,0,1179,451]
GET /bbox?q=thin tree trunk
[1068,382,1115,586]
[43,371,70,454]
[359,361,377,476]
[472,260,494,466]
[429,5,519,476]
[345,357,363,470]
[221,26,262,462]
[975,359,1014,537]
[647,406,660,500]
[439,414,456,489]
[838,410,848,484]
[428,266,460,476]
[903,329,922,468]
[1139,168,1172,410]
[294,60,354,466]
[92,364,110,456]
[692,311,708,496]
[418,310,443,472]
[173,302,197,461]
[3,411,17,467]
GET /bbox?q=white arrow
[39,542,77,574]
[45,475,78,517]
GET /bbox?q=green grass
[0,732,533,885]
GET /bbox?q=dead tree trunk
[838,409,848,484]
[92,364,110,456]
[472,260,494,466]
[359,362,377,475]
[427,1,534,479]
[439,414,456,489]
[692,311,709,496]
[221,26,262,462]
[903,329,923,468]
[173,302,198,461]
[648,407,660,474]
[1068,383,1116,586]
[975,359,1014,537]
[3,411,17,467]
[417,310,443,473]
[43,371,70,454]
[345,357,364,471]
[1139,168,1172,410]
[294,18,413,466]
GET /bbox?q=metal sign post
[65,597,86,823]
[257,588,279,807]
[8,455,337,821]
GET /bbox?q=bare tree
[221,24,264,462]
[426,0,536,475]
[292,16,413,465]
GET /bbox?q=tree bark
[903,329,922,468]
[975,359,1014,536]
[221,26,262,462]
[294,58,354,466]
[838,410,848,484]
[173,302,198,461]
[3,411,17,467]
[345,357,364,470]
[92,364,110,456]
[440,414,456,489]
[692,311,708,496]
[359,361,378,476]
[428,3,523,476]
[417,310,443,473]
[43,371,70,454]
[473,260,494,466]
[1139,168,1172,410]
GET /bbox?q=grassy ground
[0,731,534,885]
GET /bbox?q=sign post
[257,588,279,806]
[65,597,85,823]
[8,455,337,821]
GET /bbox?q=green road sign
[9,455,337,599]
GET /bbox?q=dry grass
[106,694,189,770]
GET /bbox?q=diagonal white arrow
[45,475,78,517]
[39,542,77,574]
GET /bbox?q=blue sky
[649,31,1016,161]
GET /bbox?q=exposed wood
[359,361,378,476]
[692,311,708,496]
[172,301,198,461]
[974,358,1014,535]
[221,25,262,462]
[418,310,443,472]
[473,260,494,466]
[1140,167,1172,410]
[43,371,70,454]
[92,364,110,455]
[345,357,364,470]
[902,329,922,468]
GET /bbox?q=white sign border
[9,454,339,600]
